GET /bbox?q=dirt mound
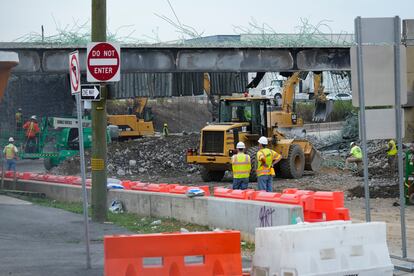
[348,180,399,198]
[52,134,201,181]
[149,99,211,133]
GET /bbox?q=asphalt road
[0,195,130,276]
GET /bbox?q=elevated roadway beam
[0,43,350,73]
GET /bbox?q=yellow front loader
[186,97,321,181]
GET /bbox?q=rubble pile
[52,133,201,181]
[106,133,200,178]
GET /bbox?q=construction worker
[23,115,40,153]
[257,136,282,192]
[345,142,363,171]
[3,137,18,172]
[387,139,397,173]
[127,97,134,115]
[163,123,169,137]
[15,108,23,129]
[231,142,251,190]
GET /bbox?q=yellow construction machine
[107,97,155,139]
[312,71,333,122]
[186,96,322,181]
[266,71,333,128]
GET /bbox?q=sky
[1,0,414,43]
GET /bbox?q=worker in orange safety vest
[22,115,40,153]
[257,136,282,192]
[231,141,251,190]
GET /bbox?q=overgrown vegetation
[296,100,356,123]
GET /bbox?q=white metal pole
[355,16,371,222]
[76,93,92,268]
[393,16,407,258]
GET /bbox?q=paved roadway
[0,195,130,276]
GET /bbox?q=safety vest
[350,145,362,159]
[15,112,22,123]
[257,148,278,177]
[387,140,397,156]
[4,144,17,159]
[232,153,251,179]
[25,121,38,138]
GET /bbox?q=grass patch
[17,195,210,234]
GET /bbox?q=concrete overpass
[0,43,351,73]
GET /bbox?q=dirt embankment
[148,98,211,133]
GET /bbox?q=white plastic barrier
[252,221,393,276]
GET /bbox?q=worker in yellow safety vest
[387,139,397,173]
[345,142,363,171]
[3,137,18,172]
[15,108,23,129]
[231,142,251,190]
[257,136,282,192]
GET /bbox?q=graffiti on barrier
[259,206,275,227]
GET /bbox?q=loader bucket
[305,148,322,172]
[313,100,333,122]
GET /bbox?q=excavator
[107,97,155,139]
[253,71,333,128]
[312,71,333,122]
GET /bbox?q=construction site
[1,1,414,275]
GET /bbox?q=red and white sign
[69,51,81,94]
[87,42,120,82]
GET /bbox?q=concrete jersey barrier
[3,179,303,241]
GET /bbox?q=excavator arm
[312,72,333,122]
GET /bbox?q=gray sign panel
[351,45,407,107]
[361,17,395,44]
[361,108,405,140]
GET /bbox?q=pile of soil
[52,134,201,182]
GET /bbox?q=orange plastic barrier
[121,180,132,190]
[146,183,171,192]
[306,191,350,222]
[32,174,46,181]
[72,177,92,186]
[4,171,15,178]
[20,172,36,180]
[169,185,211,196]
[214,187,255,200]
[104,231,242,276]
[281,188,350,222]
[130,182,148,191]
[45,175,60,183]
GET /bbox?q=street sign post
[81,84,101,101]
[86,42,120,82]
[68,50,91,268]
[69,51,81,94]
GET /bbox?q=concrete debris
[150,220,162,226]
[52,133,200,181]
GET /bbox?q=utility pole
[91,0,108,222]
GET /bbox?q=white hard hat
[350,142,355,147]
[236,141,246,149]
[30,115,37,120]
[8,137,14,142]
[258,136,268,145]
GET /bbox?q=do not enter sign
[87,42,121,82]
